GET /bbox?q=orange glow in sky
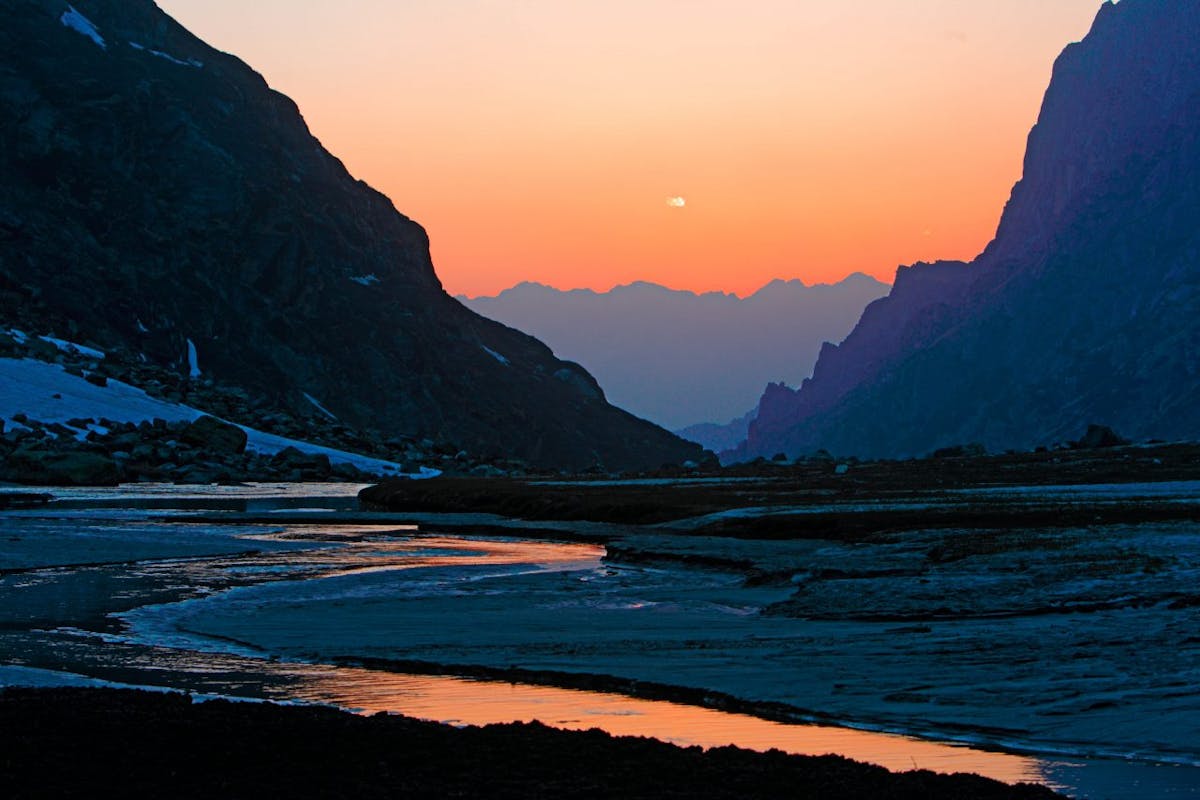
[158,0,1103,297]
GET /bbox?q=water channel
[1,483,1196,799]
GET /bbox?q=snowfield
[0,358,436,479]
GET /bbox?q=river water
[0,483,1196,799]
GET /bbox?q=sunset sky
[158,0,1103,297]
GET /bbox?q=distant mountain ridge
[0,0,703,471]
[675,409,756,455]
[735,0,1200,460]
[462,274,889,430]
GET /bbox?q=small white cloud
[666,196,686,208]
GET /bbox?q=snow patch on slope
[349,274,380,287]
[7,328,106,359]
[60,6,106,49]
[39,335,105,360]
[302,392,337,421]
[0,358,436,479]
[128,41,203,68]
[482,346,509,366]
[0,358,194,428]
[187,339,201,378]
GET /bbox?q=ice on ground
[0,666,264,704]
[348,274,380,286]
[38,335,105,360]
[60,6,105,49]
[128,41,202,68]
[6,329,28,344]
[0,358,436,479]
[72,421,110,441]
[481,346,509,365]
[957,480,1200,501]
[6,482,371,503]
[240,429,439,478]
[0,665,117,689]
[186,339,200,378]
[659,501,942,531]
[303,392,337,421]
[0,515,300,571]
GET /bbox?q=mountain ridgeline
[736,0,1200,461]
[463,275,888,431]
[0,0,704,471]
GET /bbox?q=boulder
[1074,424,1129,450]
[172,463,233,485]
[2,449,120,486]
[931,443,987,459]
[270,447,333,479]
[180,416,248,455]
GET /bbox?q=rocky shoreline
[0,687,1063,799]
[0,413,389,486]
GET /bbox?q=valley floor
[161,510,1200,765]
[2,469,1199,798]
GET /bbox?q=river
[0,483,1196,798]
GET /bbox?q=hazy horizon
[456,271,890,302]
[462,273,889,428]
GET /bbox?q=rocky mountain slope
[463,275,887,430]
[736,0,1200,460]
[0,0,703,472]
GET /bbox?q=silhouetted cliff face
[0,0,703,471]
[738,0,1200,460]
[745,262,972,451]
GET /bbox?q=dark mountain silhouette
[462,275,888,430]
[0,0,704,471]
[735,0,1200,461]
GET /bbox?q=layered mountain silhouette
[674,410,757,455]
[0,0,704,471]
[735,0,1200,461]
[463,275,888,431]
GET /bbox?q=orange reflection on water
[283,665,1048,787]
[232,529,605,578]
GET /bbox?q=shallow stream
[0,483,1196,799]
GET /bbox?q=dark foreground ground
[0,688,1062,800]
